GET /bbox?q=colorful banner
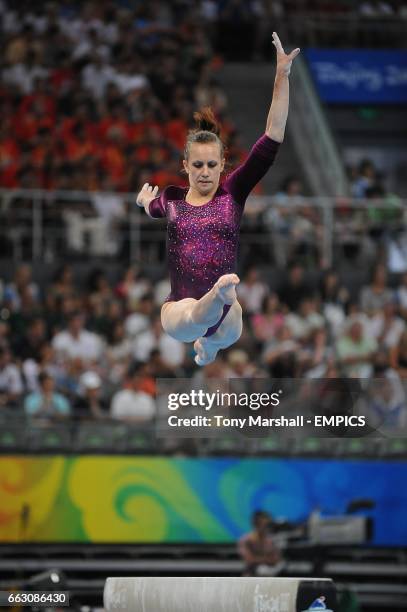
[305,49,407,103]
[0,456,406,546]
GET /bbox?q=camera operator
[238,509,284,576]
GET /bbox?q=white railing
[0,189,406,267]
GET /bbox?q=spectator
[366,351,406,430]
[360,263,393,315]
[225,349,258,378]
[3,263,40,310]
[251,293,285,344]
[336,316,377,377]
[125,294,155,339]
[369,299,405,350]
[110,361,156,423]
[132,315,185,370]
[278,262,311,312]
[0,346,24,406]
[52,311,104,363]
[396,272,407,319]
[74,371,108,420]
[262,324,301,377]
[285,295,325,342]
[24,371,70,421]
[237,267,269,315]
[390,330,407,378]
[320,269,349,337]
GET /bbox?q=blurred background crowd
[0,0,406,434]
[0,260,406,430]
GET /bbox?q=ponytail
[184,107,224,160]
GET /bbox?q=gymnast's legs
[161,274,242,363]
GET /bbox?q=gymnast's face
[183,142,225,197]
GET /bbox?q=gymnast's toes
[194,338,216,366]
[215,274,240,304]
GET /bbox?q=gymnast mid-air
[137,33,300,366]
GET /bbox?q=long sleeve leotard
[148,134,280,303]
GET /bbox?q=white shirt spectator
[52,329,104,362]
[285,311,325,340]
[2,62,49,94]
[125,313,151,338]
[237,282,269,315]
[0,363,23,395]
[82,64,116,100]
[369,314,405,349]
[110,389,155,421]
[132,329,185,367]
[113,72,149,95]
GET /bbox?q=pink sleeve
[148,190,167,218]
[223,135,280,207]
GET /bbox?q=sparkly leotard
[149,134,280,336]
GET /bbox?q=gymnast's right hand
[136,183,159,209]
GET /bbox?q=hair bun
[193,107,221,136]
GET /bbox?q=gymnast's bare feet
[194,337,218,366]
[214,274,240,305]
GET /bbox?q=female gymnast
[137,33,300,366]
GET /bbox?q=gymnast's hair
[184,107,225,160]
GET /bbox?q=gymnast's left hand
[272,32,300,77]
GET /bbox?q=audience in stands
[110,361,156,423]
[0,255,405,433]
[24,371,71,422]
[0,1,406,441]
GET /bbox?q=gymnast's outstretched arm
[223,33,300,206]
[265,32,300,143]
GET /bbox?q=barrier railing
[0,189,405,268]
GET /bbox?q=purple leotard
[148,134,280,336]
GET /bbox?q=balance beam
[104,576,337,611]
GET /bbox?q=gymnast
[137,33,300,366]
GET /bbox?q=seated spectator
[237,267,269,315]
[285,295,325,342]
[132,314,185,370]
[238,510,282,577]
[369,299,405,350]
[360,263,393,315]
[396,272,407,320]
[125,294,155,339]
[52,311,104,363]
[320,269,349,337]
[251,293,285,344]
[3,263,40,310]
[336,316,378,378]
[366,352,406,430]
[24,371,71,422]
[0,346,24,407]
[110,361,156,423]
[278,262,310,312]
[115,265,152,309]
[74,371,108,420]
[390,330,407,378]
[262,324,302,377]
[224,349,258,378]
[106,320,133,385]
[12,316,47,362]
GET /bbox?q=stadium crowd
[0,260,406,429]
[0,0,248,194]
[1,0,405,193]
[0,1,406,434]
